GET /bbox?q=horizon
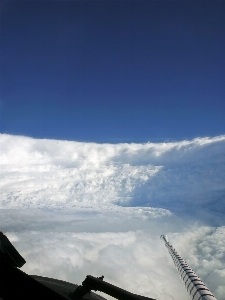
[1,132,225,145]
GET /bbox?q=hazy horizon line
[1,132,225,144]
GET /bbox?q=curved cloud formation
[0,134,224,217]
[0,134,225,300]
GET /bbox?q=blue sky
[0,0,224,142]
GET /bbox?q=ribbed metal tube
[160,235,216,300]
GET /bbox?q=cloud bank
[0,134,225,300]
[0,134,224,219]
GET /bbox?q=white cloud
[0,134,224,221]
[0,134,225,300]
[3,210,225,300]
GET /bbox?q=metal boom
[160,234,216,300]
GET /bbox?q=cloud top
[0,134,224,221]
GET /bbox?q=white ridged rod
[160,235,216,300]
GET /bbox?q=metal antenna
[160,234,216,300]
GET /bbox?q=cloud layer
[0,134,225,300]
[0,134,224,220]
[2,209,224,300]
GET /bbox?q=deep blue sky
[0,0,224,142]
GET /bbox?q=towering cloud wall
[0,134,225,220]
